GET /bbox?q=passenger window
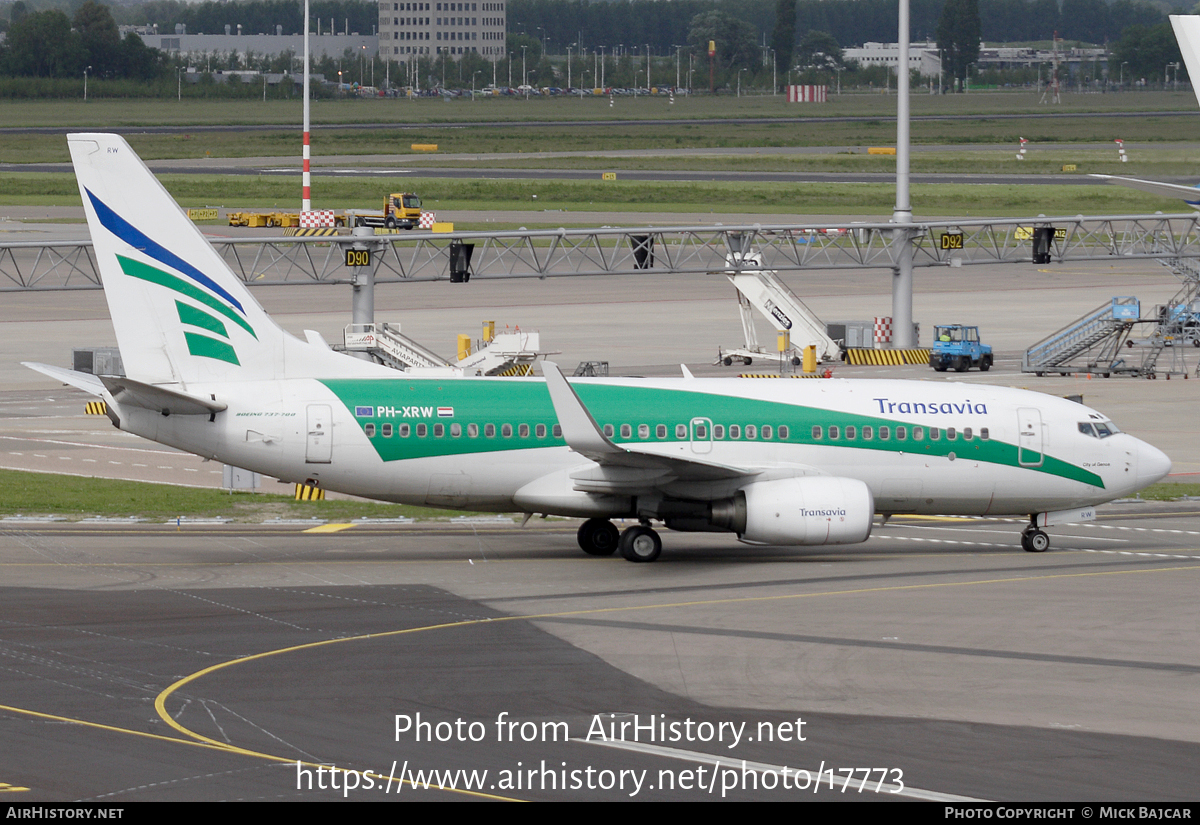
[620,424,631,438]
[552,424,562,438]
[434,423,444,437]
[729,425,741,439]
[638,424,649,439]
[501,423,513,437]
[947,427,957,440]
[400,424,411,437]
[963,427,972,440]
[656,424,667,438]
[745,425,756,439]
[896,426,906,440]
[364,423,376,437]
[778,425,788,439]
[812,425,822,440]
[519,423,530,437]
[451,423,461,437]
[845,425,856,439]
[468,423,478,437]
[930,428,940,441]
[862,425,873,440]
[913,426,923,441]
[676,424,687,438]
[762,425,772,440]
[536,424,546,438]
[879,426,889,440]
[382,423,393,437]
[695,423,707,439]
[828,425,839,439]
[980,427,989,440]
[484,423,495,437]
[713,424,724,439]
[603,424,614,437]
[416,423,427,437]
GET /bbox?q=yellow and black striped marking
[295,483,325,501]
[737,373,829,379]
[284,227,340,237]
[844,348,931,366]
[496,363,534,377]
[84,401,108,415]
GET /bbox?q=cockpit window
[1080,421,1120,438]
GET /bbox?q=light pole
[567,44,573,89]
[771,48,776,95]
[83,66,91,101]
[646,43,650,90]
[737,67,747,97]
[599,46,605,88]
[177,66,182,101]
[522,45,527,94]
[508,51,512,89]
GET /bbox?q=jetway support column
[349,226,383,361]
[890,0,916,348]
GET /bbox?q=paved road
[2,510,1199,801]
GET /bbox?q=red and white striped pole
[302,0,311,211]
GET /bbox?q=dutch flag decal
[438,407,454,418]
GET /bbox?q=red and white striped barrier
[874,316,893,345]
[300,210,336,228]
[418,211,436,229]
[787,85,827,103]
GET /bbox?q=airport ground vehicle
[33,134,1172,563]
[930,325,993,372]
[226,193,423,230]
[345,193,423,229]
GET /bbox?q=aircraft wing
[1090,174,1200,204]
[541,361,751,482]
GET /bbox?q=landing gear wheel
[619,525,662,562]
[577,518,619,556]
[1021,528,1050,553]
[955,356,970,372]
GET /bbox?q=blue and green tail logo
[88,188,256,367]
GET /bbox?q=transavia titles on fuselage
[25,134,1172,562]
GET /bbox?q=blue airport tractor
[930,324,993,372]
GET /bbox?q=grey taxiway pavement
[2,217,1199,800]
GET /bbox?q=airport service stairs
[1022,297,1140,376]
[343,323,543,376]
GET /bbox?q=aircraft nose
[1136,440,1172,489]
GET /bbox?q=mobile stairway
[1021,297,1140,376]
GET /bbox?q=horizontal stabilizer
[99,376,227,416]
[22,362,105,396]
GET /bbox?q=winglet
[541,361,622,459]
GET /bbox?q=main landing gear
[576,518,662,562]
[1021,517,1051,553]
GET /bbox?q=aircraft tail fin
[68,133,297,388]
[1171,16,1200,110]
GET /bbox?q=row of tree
[2,1,164,79]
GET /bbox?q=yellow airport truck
[226,193,423,230]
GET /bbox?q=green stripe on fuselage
[318,379,1104,489]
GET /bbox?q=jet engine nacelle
[738,476,874,546]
